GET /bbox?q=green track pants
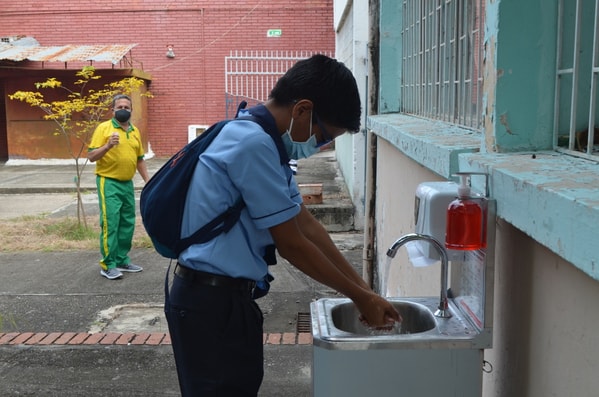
[96,176,135,270]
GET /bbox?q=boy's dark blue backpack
[140,115,260,259]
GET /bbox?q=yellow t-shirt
[88,119,145,181]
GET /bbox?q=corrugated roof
[0,43,137,64]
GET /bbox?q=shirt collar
[240,104,289,165]
[111,118,134,132]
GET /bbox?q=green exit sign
[267,29,282,37]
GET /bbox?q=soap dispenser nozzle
[457,173,471,198]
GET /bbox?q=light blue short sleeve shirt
[179,111,302,281]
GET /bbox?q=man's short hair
[269,54,361,133]
[111,94,132,109]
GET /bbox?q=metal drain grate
[296,312,311,333]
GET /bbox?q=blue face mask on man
[281,111,319,160]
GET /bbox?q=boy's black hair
[269,54,361,133]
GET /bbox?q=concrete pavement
[0,150,355,228]
[0,150,363,396]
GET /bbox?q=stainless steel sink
[331,300,436,335]
[311,297,491,350]
[311,297,488,396]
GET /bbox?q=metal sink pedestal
[313,346,482,396]
[311,297,487,397]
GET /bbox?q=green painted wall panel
[493,0,558,151]
[379,0,402,113]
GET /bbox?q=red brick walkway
[0,332,313,346]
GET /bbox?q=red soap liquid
[445,199,486,250]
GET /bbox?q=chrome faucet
[386,233,452,318]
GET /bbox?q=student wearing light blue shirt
[165,54,401,397]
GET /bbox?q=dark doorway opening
[0,83,8,162]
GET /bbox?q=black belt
[174,264,256,292]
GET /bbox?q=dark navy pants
[165,271,264,396]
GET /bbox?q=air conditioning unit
[187,125,208,143]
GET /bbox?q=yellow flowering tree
[9,66,152,227]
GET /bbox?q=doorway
[0,83,8,162]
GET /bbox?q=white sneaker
[101,268,123,280]
[116,263,143,273]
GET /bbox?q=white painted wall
[333,0,368,230]
[374,140,443,296]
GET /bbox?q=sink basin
[331,301,436,335]
[311,297,490,350]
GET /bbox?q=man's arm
[87,132,119,163]
[137,158,150,183]
[87,144,111,163]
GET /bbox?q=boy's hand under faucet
[355,293,402,329]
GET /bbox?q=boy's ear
[291,99,314,120]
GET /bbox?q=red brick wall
[0,1,334,157]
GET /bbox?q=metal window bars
[224,50,333,118]
[400,0,484,131]
[554,0,599,159]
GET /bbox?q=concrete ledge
[306,203,354,232]
[368,113,480,178]
[460,151,599,281]
[368,114,599,282]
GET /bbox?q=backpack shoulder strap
[176,114,277,254]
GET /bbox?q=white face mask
[281,112,319,160]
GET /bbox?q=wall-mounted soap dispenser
[445,173,486,250]
[413,182,458,261]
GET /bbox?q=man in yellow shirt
[88,94,150,280]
